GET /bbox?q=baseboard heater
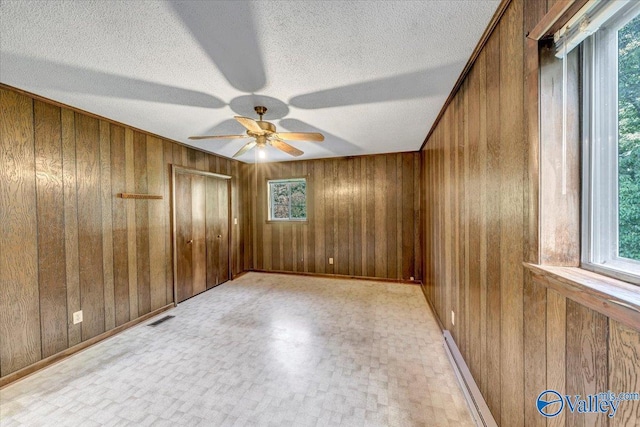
[442,331,498,427]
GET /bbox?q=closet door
[205,176,230,288]
[174,171,206,303]
[173,167,231,303]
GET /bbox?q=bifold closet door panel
[205,176,220,289]
[191,174,207,296]
[205,176,230,288]
[217,179,230,285]
[175,172,193,303]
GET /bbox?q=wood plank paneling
[99,120,115,331]
[314,160,325,273]
[134,131,151,316]
[401,153,414,280]
[365,157,375,278]
[523,275,546,427]
[34,101,68,358]
[146,136,165,310]
[459,78,468,357]
[61,108,82,347]
[566,300,609,427]
[110,125,130,326]
[374,155,387,278]
[498,1,525,425]
[124,128,138,320]
[0,89,41,375]
[412,153,421,280]
[467,59,482,383]
[609,319,640,427]
[245,153,421,281]
[385,155,397,279]
[325,160,335,275]
[546,288,566,427]
[337,159,349,276]
[0,84,247,383]
[75,113,105,341]
[477,46,489,396]
[484,27,503,420]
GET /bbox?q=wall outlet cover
[73,310,83,324]
[329,257,334,265]
[451,310,455,326]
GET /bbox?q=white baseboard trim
[443,330,498,427]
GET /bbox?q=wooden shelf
[118,193,163,200]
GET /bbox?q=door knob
[187,239,193,244]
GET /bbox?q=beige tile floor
[0,273,474,427]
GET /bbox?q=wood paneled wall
[241,153,421,281]
[525,272,640,427]
[0,86,245,379]
[421,0,640,426]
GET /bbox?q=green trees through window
[618,14,640,261]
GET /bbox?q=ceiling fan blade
[234,116,263,133]
[232,141,257,158]
[271,139,304,157]
[188,134,249,140]
[275,132,324,142]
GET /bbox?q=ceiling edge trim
[419,0,513,152]
[0,82,241,164]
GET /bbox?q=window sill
[265,220,308,225]
[524,263,640,331]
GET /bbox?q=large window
[268,178,307,221]
[581,3,640,284]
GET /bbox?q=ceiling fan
[189,106,324,158]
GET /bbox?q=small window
[267,178,307,221]
[581,3,640,284]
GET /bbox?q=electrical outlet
[451,310,455,326]
[73,310,83,324]
[329,257,334,265]
[234,218,238,225]
[410,276,415,281]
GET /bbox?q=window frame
[581,3,640,285]
[266,177,308,223]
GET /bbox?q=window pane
[272,183,290,205]
[273,204,290,219]
[291,203,306,219]
[618,14,640,261]
[291,185,306,205]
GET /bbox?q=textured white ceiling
[0,0,499,163]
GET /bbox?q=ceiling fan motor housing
[256,121,276,133]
